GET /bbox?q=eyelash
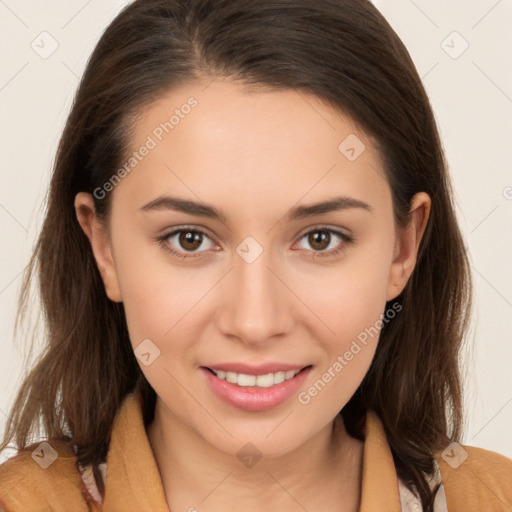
[156,225,354,260]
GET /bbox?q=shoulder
[0,438,91,512]
[434,443,512,511]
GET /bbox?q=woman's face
[76,78,429,458]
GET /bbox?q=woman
[0,1,510,511]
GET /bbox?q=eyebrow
[140,195,373,224]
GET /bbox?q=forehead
[115,79,389,218]
[130,78,371,161]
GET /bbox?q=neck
[146,399,364,512]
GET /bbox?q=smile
[200,365,313,412]
[207,368,303,388]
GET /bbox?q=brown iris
[307,230,331,251]
[179,231,203,251]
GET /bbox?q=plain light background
[0,0,511,464]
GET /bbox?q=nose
[216,244,294,347]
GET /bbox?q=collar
[101,390,403,511]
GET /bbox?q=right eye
[157,227,217,259]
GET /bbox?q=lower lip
[200,366,312,412]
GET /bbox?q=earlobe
[386,192,431,301]
[74,192,123,302]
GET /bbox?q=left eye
[296,228,351,255]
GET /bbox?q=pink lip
[200,365,312,412]
[204,362,308,376]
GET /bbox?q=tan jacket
[1,390,511,511]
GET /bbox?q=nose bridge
[219,237,292,344]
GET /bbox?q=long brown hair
[1,1,472,509]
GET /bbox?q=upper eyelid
[295,224,350,239]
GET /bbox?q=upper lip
[203,362,311,376]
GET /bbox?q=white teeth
[226,372,238,384]
[256,373,274,388]
[273,371,285,384]
[212,368,302,387]
[238,374,257,386]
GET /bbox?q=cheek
[119,274,212,370]
[295,236,393,402]
[110,230,197,346]
[298,239,392,344]
[308,271,385,378]
[113,248,205,401]
[296,269,389,425]
[333,267,389,340]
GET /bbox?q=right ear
[74,192,123,302]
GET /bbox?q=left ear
[386,192,431,301]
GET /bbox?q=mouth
[202,365,312,388]
[200,364,313,412]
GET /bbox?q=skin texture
[75,79,430,511]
